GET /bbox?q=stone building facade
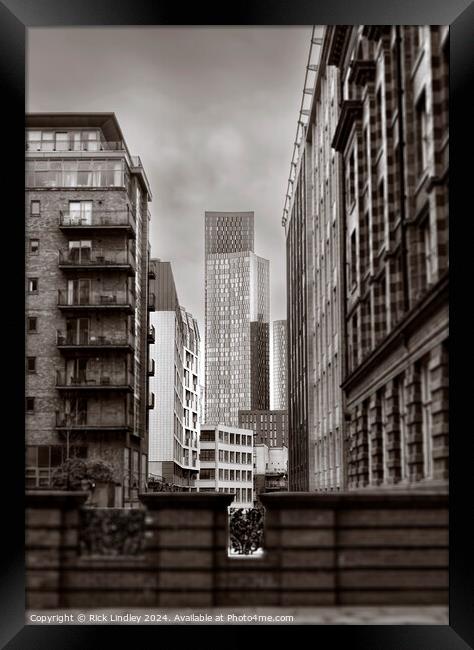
[25,113,153,506]
[331,25,449,489]
[284,26,449,491]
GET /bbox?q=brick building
[284,26,449,491]
[25,113,153,506]
[238,409,287,448]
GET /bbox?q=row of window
[199,487,253,502]
[199,468,252,481]
[200,430,252,445]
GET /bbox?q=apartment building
[198,424,254,508]
[25,113,153,506]
[148,259,200,490]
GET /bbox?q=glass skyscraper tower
[205,212,269,426]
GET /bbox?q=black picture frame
[1,0,470,647]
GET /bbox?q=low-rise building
[198,424,254,508]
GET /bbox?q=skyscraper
[148,259,200,490]
[205,211,269,426]
[270,319,287,410]
[25,113,153,506]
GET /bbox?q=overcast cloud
[27,26,312,328]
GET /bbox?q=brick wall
[26,490,448,609]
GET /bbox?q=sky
[27,26,312,328]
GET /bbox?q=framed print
[0,0,470,647]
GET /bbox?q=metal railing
[59,209,136,229]
[56,411,133,429]
[57,288,135,308]
[58,249,135,269]
[26,140,125,152]
[56,369,134,388]
[56,330,135,348]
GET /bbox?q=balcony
[148,358,155,377]
[148,392,155,409]
[55,410,134,432]
[56,370,134,392]
[59,210,136,237]
[148,266,156,279]
[26,140,125,153]
[148,293,156,312]
[57,330,135,352]
[58,289,135,313]
[147,325,155,344]
[58,249,135,275]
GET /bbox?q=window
[28,278,39,293]
[67,201,92,225]
[350,230,357,288]
[398,376,408,481]
[29,239,39,254]
[199,430,215,442]
[200,449,215,462]
[26,397,35,412]
[30,200,40,216]
[199,468,215,480]
[421,360,433,479]
[27,357,36,373]
[27,317,37,332]
[415,91,428,177]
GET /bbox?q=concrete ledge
[139,492,235,510]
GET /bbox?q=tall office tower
[283,25,449,492]
[25,113,153,507]
[198,424,254,508]
[270,320,287,410]
[148,259,200,490]
[205,212,270,426]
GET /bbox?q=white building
[148,260,200,490]
[198,424,254,508]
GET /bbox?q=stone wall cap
[26,490,89,508]
[259,490,448,509]
[139,492,235,509]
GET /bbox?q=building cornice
[331,100,363,154]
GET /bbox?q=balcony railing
[148,358,155,376]
[55,411,133,431]
[148,293,156,311]
[57,330,135,349]
[59,210,136,235]
[26,140,125,152]
[56,369,134,390]
[58,289,135,311]
[148,325,155,343]
[58,249,135,272]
